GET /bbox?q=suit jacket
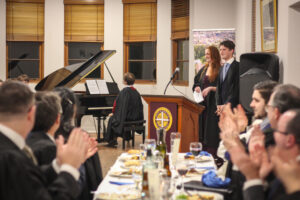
[216,60,240,108]
[243,178,286,200]
[0,131,80,200]
[26,131,56,166]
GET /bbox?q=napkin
[186,151,211,157]
[202,171,231,188]
[195,166,215,170]
[109,181,134,185]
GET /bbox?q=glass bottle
[156,128,167,158]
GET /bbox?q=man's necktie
[22,145,38,165]
[223,63,230,81]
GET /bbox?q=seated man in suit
[220,84,300,200]
[0,80,89,200]
[106,72,144,147]
[26,91,61,165]
[216,40,239,114]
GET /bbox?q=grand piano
[35,50,119,142]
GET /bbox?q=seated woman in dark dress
[54,87,103,200]
[192,46,221,157]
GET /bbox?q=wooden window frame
[172,39,189,86]
[123,42,157,84]
[171,0,189,86]
[64,42,104,80]
[6,42,44,82]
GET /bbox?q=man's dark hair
[0,79,3,83]
[272,84,300,113]
[220,40,235,50]
[32,92,61,132]
[253,80,278,104]
[0,80,34,120]
[124,72,135,85]
[285,109,300,144]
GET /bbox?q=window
[6,0,44,81]
[123,0,157,83]
[171,0,189,85]
[64,0,104,79]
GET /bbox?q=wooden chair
[122,120,146,149]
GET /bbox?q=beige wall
[1,0,300,131]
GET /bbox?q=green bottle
[156,128,167,158]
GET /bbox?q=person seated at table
[26,91,62,166]
[219,84,300,200]
[0,80,89,200]
[105,72,144,147]
[54,87,102,200]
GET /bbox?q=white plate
[109,171,132,178]
[96,193,140,200]
[183,191,223,200]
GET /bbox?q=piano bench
[122,120,146,150]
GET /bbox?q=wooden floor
[95,134,144,177]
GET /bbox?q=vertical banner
[150,102,177,152]
[193,29,236,73]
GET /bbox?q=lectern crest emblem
[153,107,173,131]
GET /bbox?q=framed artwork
[260,0,277,52]
[192,29,235,73]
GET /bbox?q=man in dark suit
[26,92,61,165]
[216,40,239,114]
[0,81,89,200]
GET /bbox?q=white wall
[255,0,300,86]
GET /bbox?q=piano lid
[35,50,116,91]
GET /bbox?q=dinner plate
[176,191,223,200]
[96,193,140,200]
[196,156,211,162]
[109,171,132,178]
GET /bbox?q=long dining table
[93,152,224,200]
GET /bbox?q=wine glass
[175,159,189,194]
[139,143,145,161]
[131,166,142,194]
[190,142,202,165]
[170,132,181,169]
[145,138,156,154]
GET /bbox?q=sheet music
[193,90,204,103]
[96,80,109,94]
[86,80,100,94]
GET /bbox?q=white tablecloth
[94,153,223,200]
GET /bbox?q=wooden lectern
[143,95,204,152]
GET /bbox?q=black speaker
[239,53,279,114]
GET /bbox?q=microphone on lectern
[164,67,180,95]
[170,67,180,80]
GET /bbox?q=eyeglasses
[265,104,275,113]
[274,129,289,135]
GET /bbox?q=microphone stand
[163,78,172,95]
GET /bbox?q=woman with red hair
[193,46,221,157]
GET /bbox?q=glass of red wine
[190,142,202,166]
[175,159,189,194]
